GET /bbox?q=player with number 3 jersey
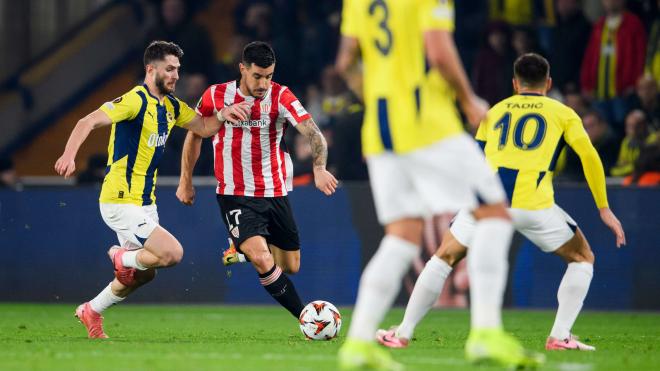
[376,53,626,355]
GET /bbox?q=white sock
[347,235,419,342]
[468,218,513,329]
[122,250,147,270]
[238,253,247,263]
[550,262,593,340]
[89,283,125,313]
[397,256,452,339]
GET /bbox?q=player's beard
[155,73,175,95]
[247,83,266,98]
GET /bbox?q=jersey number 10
[494,112,547,150]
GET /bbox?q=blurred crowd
[72,0,660,187]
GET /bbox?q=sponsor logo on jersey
[147,132,169,147]
[229,119,269,128]
[112,97,123,103]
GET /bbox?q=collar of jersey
[519,92,543,96]
[142,84,165,105]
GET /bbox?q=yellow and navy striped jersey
[341,0,464,155]
[99,85,196,206]
[476,93,590,210]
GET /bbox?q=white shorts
[367,134,507,225]
[450,204,578,253]
[99,203,160,249]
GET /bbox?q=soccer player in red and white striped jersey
[176,42,337,319]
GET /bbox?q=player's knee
[282,261,300,275]
[250,252,275,272]
[161,243,184,267]
[437,249,461,267]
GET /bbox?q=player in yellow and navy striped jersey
[54,40,242,339]
[375,53,626,355]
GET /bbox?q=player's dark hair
[513,53,549,88]
[143,40,184,66]
[242,41,276,68]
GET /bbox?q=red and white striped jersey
[196,80,311,197]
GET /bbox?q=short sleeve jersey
[99,84,196,205]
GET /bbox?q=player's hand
[599,208,626,247]
[54,153,76,178]
[313,167,338,196]
[176,183,196,206]
[461,95,490,129]
[218,101,251,124]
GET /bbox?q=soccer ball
[299,300,342,340]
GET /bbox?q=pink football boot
[75,302,108,339]
[546,334,595,351]
[376,327,409,349]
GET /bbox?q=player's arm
[424,30,488,128]
[420,0,488,127]
[295,118,338,196]
[176,131,203,206]
[179,98,251,138]
[335,0,363,100]
[570,137,626,247]
[335,36,362,100]
[54,109,113,178]
[182,114,222,138]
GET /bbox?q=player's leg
[378,226,469,348]
[398,231,468,337]
[104,204,184,275]
[548,207,595,350]
[269,246,300,274]
[339,152,419,370]
[115,226,183,269]
[414,135,540,367]
[76,204,162,338]
[547,228,595,350]
[240,235,304,318]
[514,205,596,351]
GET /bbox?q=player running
[54,41,224,338]
[335,0,542,369]
[376,53,626,352]
[176,41,337,319]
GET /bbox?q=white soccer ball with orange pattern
[299,300,342,340]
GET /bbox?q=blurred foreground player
[377,53,626,352]
[55,41,223,338]
[336,0,542,368]
[176,41,337,319]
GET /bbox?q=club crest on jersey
[230,226,240,238]
[260,102,271,114]
[166,111,174,122]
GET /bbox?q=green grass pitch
[0,304,658,370]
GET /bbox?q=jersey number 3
[494,112,547,150]
[369,0,392,56]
